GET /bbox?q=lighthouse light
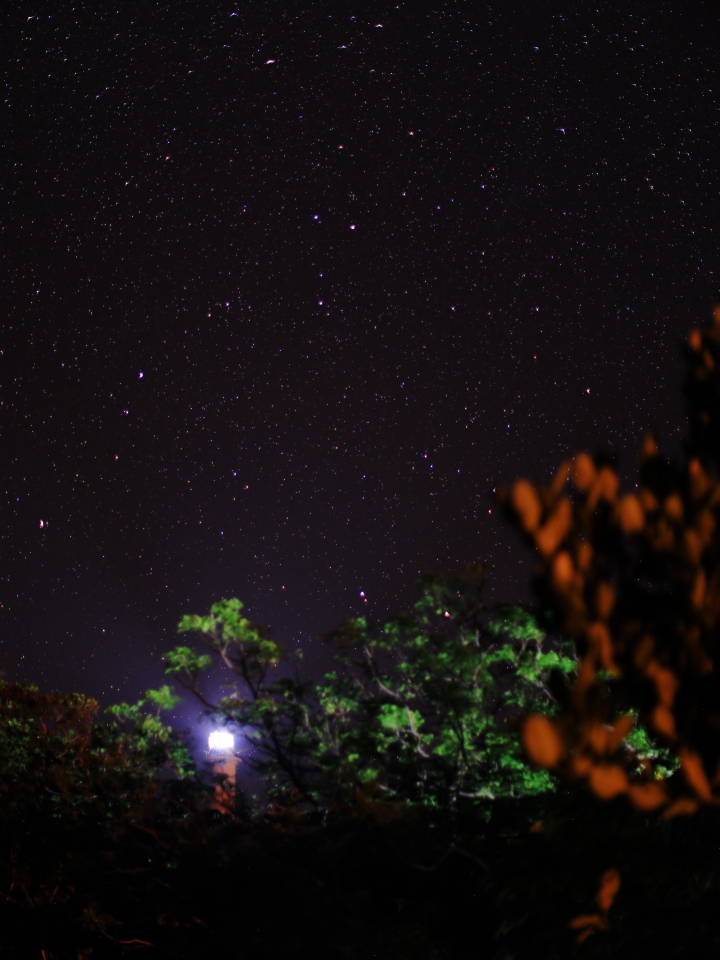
[208,730,234,753]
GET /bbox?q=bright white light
[208,730,234,753]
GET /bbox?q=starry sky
[2,1,718,721]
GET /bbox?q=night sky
[2,2,718,731]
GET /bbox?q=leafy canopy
[164,564,577,814]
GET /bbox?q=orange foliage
[596,868,621,912]
[587,764,628,800]
[500,305,720,812]
[569,868,621,944]
[520,715,564,769]
[627,781,667,810]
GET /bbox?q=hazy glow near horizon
[208,730,234,753]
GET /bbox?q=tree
[0,679,208,958]
[163,570,685,957]
[164,565,576,822]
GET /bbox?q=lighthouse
[207,729,239,814]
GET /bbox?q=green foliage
[0,679,210,958]
[0,683,100,818]
[0,680,192,823]
[106,684,194,779]
[178,597,283,665]
[308,568,577,812]
[164,565,577,816]
[624,720,679,780]
[0,571,705,959]
[162,645,212,679]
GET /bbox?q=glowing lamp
[208,730,234,754]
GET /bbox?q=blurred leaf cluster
[499,308,720,814]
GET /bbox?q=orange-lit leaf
[645,661,678,707]
[595,581,615,619]
[511,478,542,533]
[627,781,668,811]
[650,704,677,739]
[663,493,684,522]
[551,551,575,589]
[536,498,572,557]
[633,635,654,670]
[691,570,706,611]
[689,458,712,500]
[576,540,593,571]
[616,494,644,534]
[588,466,619,508]
[521,714,564,768]
[586,622,618,673]
[568,914,607,944]
[606,714,634,752]
[586,723,608,755]
[679,748,712,801]
[684,528,703,564]
[568,913,604,930]
[568,754,593,779]
[639,487,659,512]
[551,459,572,494]
[575,657,596,693]
[596,868,621,913]
[662,797,699,820]
[572,453,596,492]
[640,431,658,460]
[587,764,628,800]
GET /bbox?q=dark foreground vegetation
[2,595,714,960]
[6,308,720,958]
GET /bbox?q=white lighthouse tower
[207,729,240,814]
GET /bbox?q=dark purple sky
[2,1,717,739]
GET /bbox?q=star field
[1,1,718,708]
